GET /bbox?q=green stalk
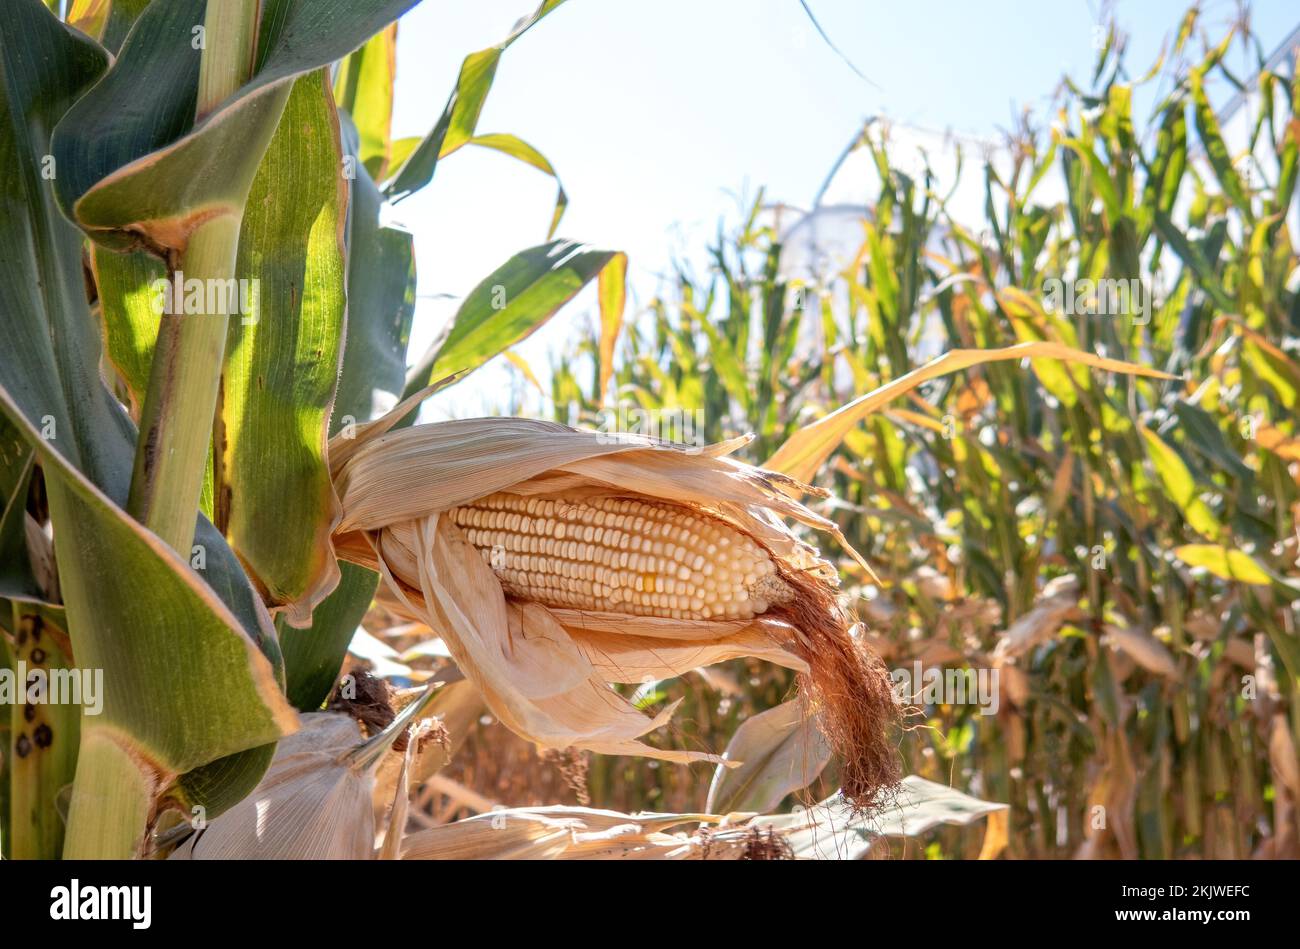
[127,217,239,553]
[62,729,159,860]
[125,0,259,555]
[7,606,80,860]
[195,0,260,122]
[66,0,261,859]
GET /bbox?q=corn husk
[329,396,899,806]
[169,712,374,860]
[171,689,438,859]
[399,806,751,860]
[1103,623,1181,680]
[399,776,1011,860]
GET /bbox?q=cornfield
[0,0,1296,871]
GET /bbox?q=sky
[386,0,1300,417]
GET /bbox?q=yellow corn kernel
[447,492,793,620]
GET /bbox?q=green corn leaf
[333,22,397,180]
[1190,66,1254,222]
[1240,331,1300,410]
[1171,400,1253,481]
[1139,425,1222,540]
[1173,544,1271,586]
[91,247,169,412]
[384,0,567,201]
[1273,67,1299,215]
[1138,98,1187,240]
[334,114,418,433]
[402,240,627,401]
[7,605,79,859]
[278,112,418,712]
[596,249,628,405]
[219,69,347,625]
[67,0,151,53]
[1152,210,1234,314]
[50,0,421,255]
[279,563,377,711]
[0,391,298,855]
[1,1,302,855]
[1060,137,1122,223]
[0,451,40,603]
[91,72,352,626]
[467,133,569,238]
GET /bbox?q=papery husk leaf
[401,779,1008,860]
[991,575,1080,659]
[755,775,1008,860]
[378,516,717,764]
[401,812,580,860]
[378,721,417,860]
[1103,623,1180,679]
[706,698,832,816]
[334,417,855,574]
[170,713,372,860]
[412,680,484,781]
[399,806,725,860]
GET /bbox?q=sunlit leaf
[1173,545,1272,585]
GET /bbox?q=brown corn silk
[330,410,900,808]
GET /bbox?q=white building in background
[768,117,1051,364]
[776,118,1066,283]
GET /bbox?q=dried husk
[169,712,374,860]
[330,406,901,809]
[399,806,746,860]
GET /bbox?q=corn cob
[445,488,900,811]
[447,492,795,620]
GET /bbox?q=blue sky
[387,0,1299,415]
